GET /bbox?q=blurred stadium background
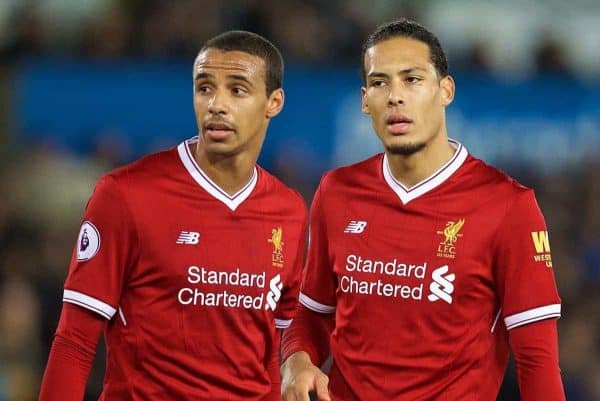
[0,1,599,400]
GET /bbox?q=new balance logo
[428,265,455,304]
[265,274,283,311]
[344,220,367,234]
[176,231,200,245]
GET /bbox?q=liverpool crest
[268,227,284,267]
[436,219,465,259]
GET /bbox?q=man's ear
[440,75,455,106]
[361,87,370,114]
[266,88,284,118]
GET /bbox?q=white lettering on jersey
[77,221,101,261]
[344,220,367,234]
[265,274,283,311]
[428,265,456,304]
[177,267,285,312]
[176,231,200,245]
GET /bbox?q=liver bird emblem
[442,219,465,243]
[268,227,284,253]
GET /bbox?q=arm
[38,303,105,401]
[281,304,334,366]
[509,319,565,401]
[493,189,565,400]
[40,175,134,400]
[281,179,336,401]
[281,305,334,401]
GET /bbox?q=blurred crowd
[1,0,598,75]
[0,1,599,401]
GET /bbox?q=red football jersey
[63,137,307,400]
[300,140,561,401]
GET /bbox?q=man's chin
[202,141,240,157]
[386,141,427,156]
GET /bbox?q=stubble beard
[386,142,427,156]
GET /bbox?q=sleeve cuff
[504,303,561,330]
[299,293,335,314]
[63,289,116,320]
[275,318,293,329]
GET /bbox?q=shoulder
[100,148,178,189]
[465,156,533,195]
[319,153,383,193]
[94,146,179,196]
[257,167,308,217]
[463,156,539,214]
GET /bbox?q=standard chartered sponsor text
[178,266,267,309]
[341,254,427,299]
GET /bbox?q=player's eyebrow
[195,72,213,81]
[194,72,254,88]
[398,67,428,74]
[367,67,429,79]
[367,72,389,79]
[227,74,254,88]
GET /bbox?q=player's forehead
[364,36,435,76]
[193,48,266,80]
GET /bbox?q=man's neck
[386,135,455,189]
[192,143,257,196]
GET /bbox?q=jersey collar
[382,139,468,205]
[177,136,258,211]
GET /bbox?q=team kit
[39,25,564,401]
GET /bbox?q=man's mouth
[204,121,235,139]
[386,115,413,135]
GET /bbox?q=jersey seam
[109,171,142,278]
[491,189,532,310]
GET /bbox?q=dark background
[0,1,598,400]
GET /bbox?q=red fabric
[59,138,308,400]
[509,319,565,401]
[282,304,334,366]
[39,303,105,401]
[298,149,563,400]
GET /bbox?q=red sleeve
[63,174,138,321]
[274,201,308,329]
[494,189,561,330]
[298,177,337,314]
[263,330,283,401]
[39,303,105,401]
[281,304,334,367]
[508,319,565,401]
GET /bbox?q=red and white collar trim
[177,136,258,211]
[382,139,468,205]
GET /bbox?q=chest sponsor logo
[268,226,284,268]
[178,265,284,311]
[77,221,101,261]
[531,230,553,268]
[265,275,283,311]
[176,231,200,245]
[427,265,456,304]
[436,219,465,259]
[344,220,367,234]
[339,254,457,305]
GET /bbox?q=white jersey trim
[383,139,468,205]
[177,137,258,211]
[299,293,336,314]
[490,308,502,333]
[504,304,561,330]
[63,289,116,320]
[275,318,293,329]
